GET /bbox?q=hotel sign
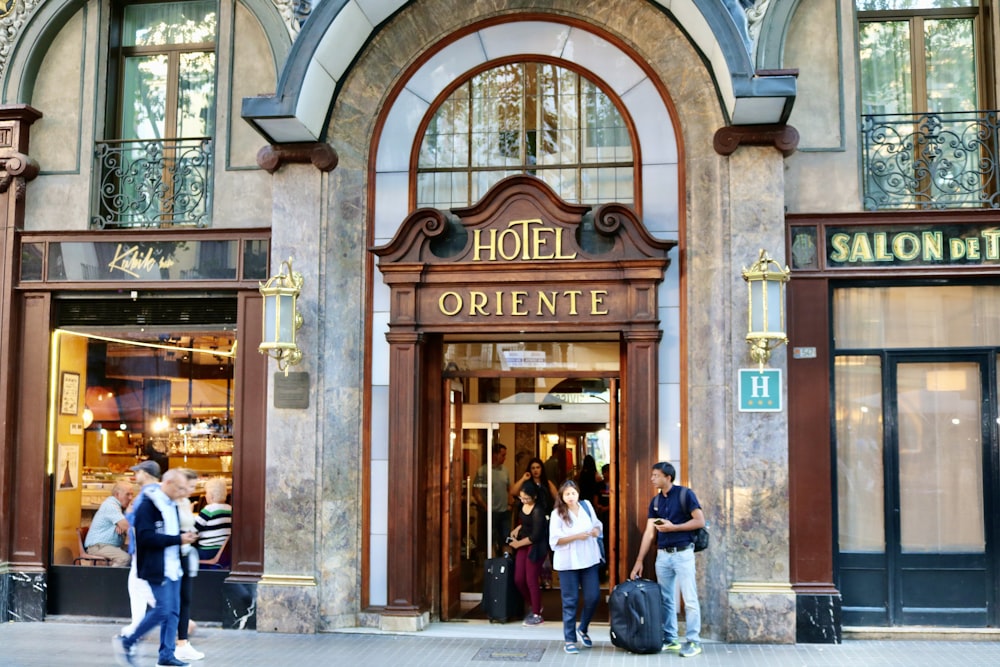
[372,175,676,332]
[738,368,782,412]
[827,224,1000,268]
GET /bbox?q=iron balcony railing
[861,111,1000,210]
[91,137,213,229]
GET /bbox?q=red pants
[513,547,544,615]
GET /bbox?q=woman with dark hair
[511,457,558,588]
[511,457,557,514]
[509,480,547,626]
[548,480,603,654]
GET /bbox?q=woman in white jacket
[549,480,603,654]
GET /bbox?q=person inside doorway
[544,443,565,486]
[629,462,705,658]
[473,442,511,559]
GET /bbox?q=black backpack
[680,486,709,552]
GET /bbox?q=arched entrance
[372,175,675,621]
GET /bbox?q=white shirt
[548,501,603,571]
[146,485,183,581]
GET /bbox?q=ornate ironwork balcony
[861,111,1000,210]
[91,137,213,229]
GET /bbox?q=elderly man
[113,468,198,667]
[84,481,134,566]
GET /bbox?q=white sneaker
[174,643,205,661]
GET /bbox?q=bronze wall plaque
[274,372,309,409]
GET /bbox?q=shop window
[51,327,235,568]
[94,1,217,228]
[417,62,634,208]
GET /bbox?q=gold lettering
[473,229,496,261]
[922,231,943,260]
[439,292,462,316]
[873,233,892,261]
[830,233,850,262]
[531,226,555,260]
[469,292,489,316]
[553,228,577,260]
[497,228,522,261]
[107,244,162,278]
[510,291,527,316]
[982,230,1000,259]
[537,291,557,315]
[892,232,920,261]
[495,291,503,316]
[849,234,874,263]
[967,237,981,260]
[591,290,608,315]
[950,238,967,260]
[563,290,582,315]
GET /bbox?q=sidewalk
[3,619,1000,667]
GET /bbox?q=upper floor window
[94,1,217,228]
[857,1,1000,209]
[857,0,982,114]
[117,0,216,140]
[416,62,634,209]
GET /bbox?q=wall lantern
[741,249,790,370]
[258,257,304,375]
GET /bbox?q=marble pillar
[725,146,795,643]
[256,163,323,633]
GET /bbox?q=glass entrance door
[440,372,616,620]
[837,353,997,626]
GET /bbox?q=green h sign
[738,368,782,412]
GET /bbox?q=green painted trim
[2,0,89,104]
[226,0,289,171]
[33,2,89,176]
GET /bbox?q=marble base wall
[256,580,318,633]
[796,593,842,644]
[222,580,257,630]
[727,588,796,643]
[5,571,46,622]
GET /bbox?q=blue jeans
[124,577,181,663]
[655,546,701,643]
[557,564,600,643]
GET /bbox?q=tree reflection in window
[417,62,634,209]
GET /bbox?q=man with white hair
[113,468,198,667]
[84,481,134,566]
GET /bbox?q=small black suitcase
[482,552,522,623]
[608,578,663,653]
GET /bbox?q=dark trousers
[178,565,193,640]
[557,563,600,643]
[125,577,181,663]
[513,548,544,615]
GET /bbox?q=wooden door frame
[373,176,673,618]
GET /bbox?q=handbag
[580,500,606,563]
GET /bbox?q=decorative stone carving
[0,0,41,82]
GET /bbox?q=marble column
[256,163,323,633]
[724,146,795,643]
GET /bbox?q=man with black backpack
[629,461,705,658]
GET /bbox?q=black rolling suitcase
[483,551,522,622]
[608,578,663,653]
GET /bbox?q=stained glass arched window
[417,62,634,208]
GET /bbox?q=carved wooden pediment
[372,175,676,266]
